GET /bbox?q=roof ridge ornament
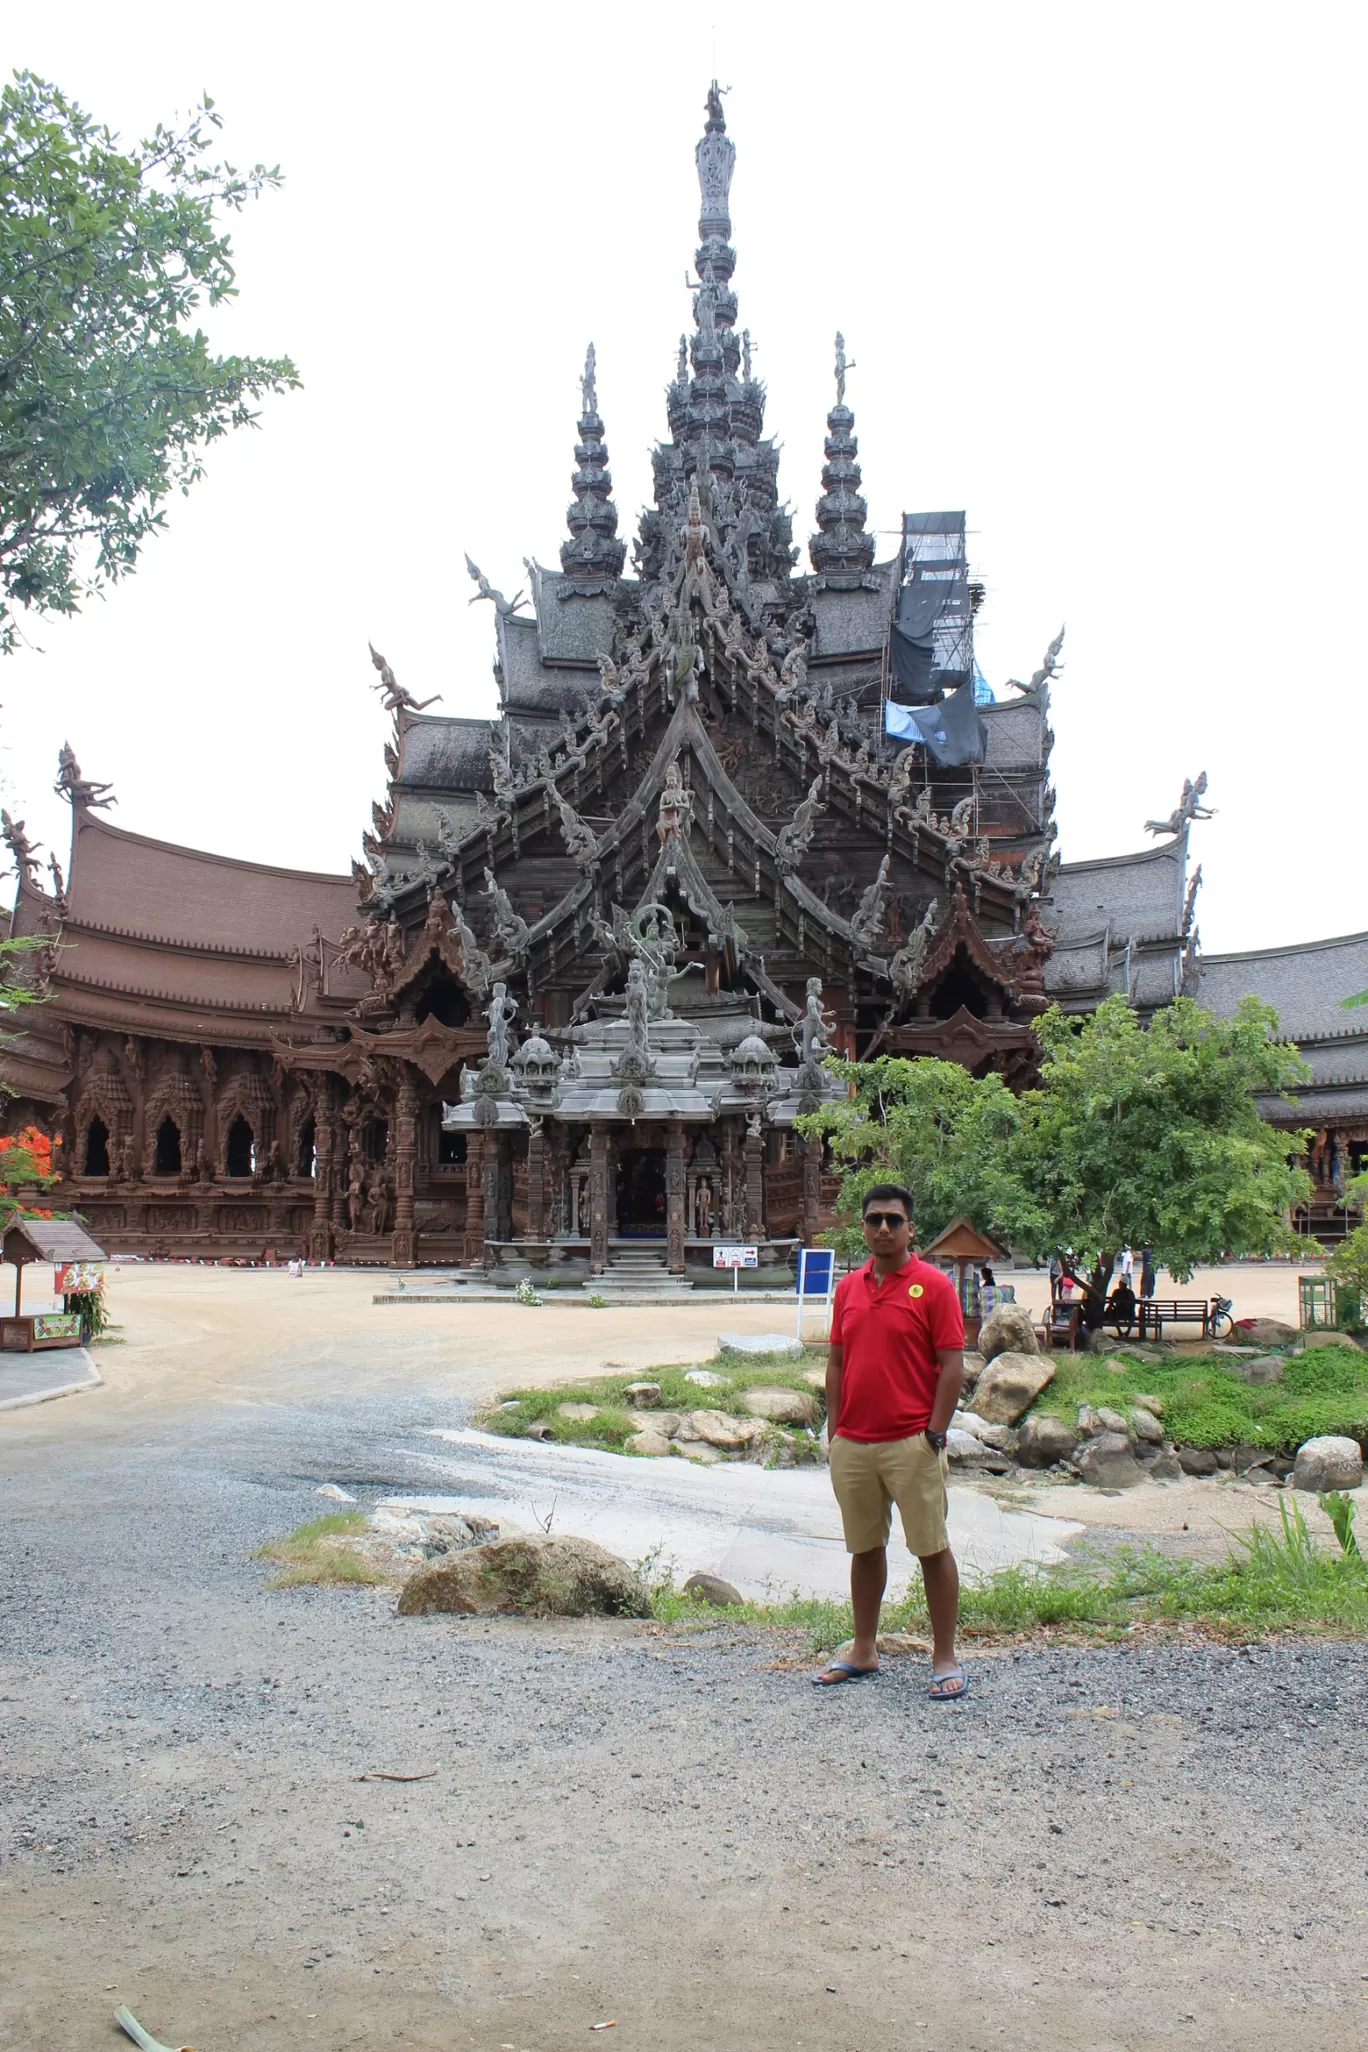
[560,342,626,596]
[55,740,116,811]
[1145,771,1214,839]
[809,330,876,589]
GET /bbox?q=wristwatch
[924,1429,948,1453]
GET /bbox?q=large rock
[978,1303,1039,1364]
[1232,1354,1285,1386]
[397,1534,650,1619]
[628,1409,681,1436]
[741,1385,817,1425]
[718,1332,804,1358]
[1095,1406,1132,1437]
[623,1381,663,1406]
[683,1408,761,1449]
[1146,1450,1183,1482]
[960,1351,986,1394]
[1239,1318,1298,1347]
[1017,1414,1080,1467]
[953,1409,1019,1455]
[1291,1436,1365,1493]
[1301,1331,1355,1351]
[626,1429,672,1457]
[946,1426,991,1462]
[682,1571,743,1606]
[1128,1406,1165,1445]
[671,1438,721,1463]
[1176,1445,1219,1476]
[1071,1431,1145,1489]
[972,1350,1056,1425]
[802,1367,828,1390]
[557,1402,599,1421]
[684,1368,730,1389]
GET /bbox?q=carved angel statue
[1182,862,1203,935]
[794,976,836,1066]
[622,958,652,1064]
[485,981,519,1071]
[676,334,689,385]
[0,810,41,887]
[889,900,938,996]
[774,775,823,875]
[775,631,809,705]
[834,331,855,406]
[656,756,694,844]
[1013,849,1046,900]
[850,855,891,948]
[550,781,599,870]
[1145,770,1214,839]
[464,554,527,618]
[434,808,466,861]
[483,867,531,955]
[580,341,598,416]
[888,747,918,807]
[487,737,516,801]
[948,795,975,839]
[369,643,441,714]
[48,851,69,915]
[54,741,116,809]
[595,652,626,709]
[449,899,492,997]
[1006,625,1066,696]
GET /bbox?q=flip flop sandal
[812,1660,878,1686]
[928,1668,969,1702]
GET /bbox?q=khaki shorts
[829,1431,950,1558]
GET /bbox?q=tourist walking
[1140,1248,1156,1299]
[814,1183,968,1700]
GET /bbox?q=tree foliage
[802,995,1313,1286]
[0,71,298,651]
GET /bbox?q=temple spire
[809,331,875,587]
[560,342,625,596]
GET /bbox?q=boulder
[685,1408,761,1449]
[1299,1331,1352,1352]
[1017,1414,1080,1467]
[972,1350,1055,1425]
[742,1385,818,1426]
[1232,1354,1285,1386]
[1291,1436,1365,1493]
[1238,1318,1298,1347]
[1146,1450,1183,1482]
[1095,1406,1132,1437]
[1071,1431,1145,1489]
[397,1534,650,1619]
[1176,1445,1219,1476]
[684,1368,730,1389]
[682,1571,743,1606]
[557,1402,600,1421]
[623,1381,663,1406]
[628,1409,681,1436]
[978,1303,1039,1364]
[626,1430,672,1457]
[802,1367,829,1390]
[1077,1404,1102,1437]
[671,1438,721,1464]
[1131,1392,1164,1417]
[946,1427,991,1462]
[718,1332,804,1358]
[1128,1407,1165,1445]
[960,1351,986,1393]
[953,1409,1019,1455]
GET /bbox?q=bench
[1136,1299,1213,1341]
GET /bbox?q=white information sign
[713,1244,758,1293]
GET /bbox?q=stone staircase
[594,1245,690,1298]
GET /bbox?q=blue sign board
[797,1248,835,1298]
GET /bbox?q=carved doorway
[615,1147,666,1237]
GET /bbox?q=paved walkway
[0,1349,100,1411]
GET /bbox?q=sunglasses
[863,1211,910,1230]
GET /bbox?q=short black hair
[862,1183,914,1218]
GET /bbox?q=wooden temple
[11,85,1349,1270]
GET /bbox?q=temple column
[391,1070,418,1267]
[310,1077,337,1264]
[744,1114,765,1241]
[464,1131,486,1267]
[527,1119,546,1243]
[666,1124,686,1275]
[483,1131,504,1263]
[589,1127,609,1275]
[802,1134,823,1248]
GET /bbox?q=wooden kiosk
[919,1215,1007,1347]
[1,1217,107,1351]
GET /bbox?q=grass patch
[252,1511,387,1589]
[479,1348,828,1453]
[647,1497,1368,1647]
[1033,1342,1368,1453]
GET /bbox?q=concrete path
[391,1425,1083,1599]
[0,1349,100,1412]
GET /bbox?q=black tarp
[884,678,988,766]
[890,579,954,702]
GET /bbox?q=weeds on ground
[480,1347,827,1451]
[649,1495,1368,1648]
[1034,1342,1368,1454]
[252,1511,387,1589]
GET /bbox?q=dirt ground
[4,1262,1364,2052]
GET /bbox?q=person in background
[1120,1247,1135,1283]
[1140,1249,1156,1300]
[979,1263,997,1319]
[1049,1255,1063,1303]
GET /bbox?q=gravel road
[4,1372,1368,2052]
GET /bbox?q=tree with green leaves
[0,71,297,652]
[801,994,1313,1324]
[1326,1173,1368,1329]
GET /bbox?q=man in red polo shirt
[814,1182,967,1699]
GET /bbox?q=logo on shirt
[907,1283,924,1298]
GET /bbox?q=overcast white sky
[3,1,1364,955]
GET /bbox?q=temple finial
[809,329,875,588]
[560,341,625,596]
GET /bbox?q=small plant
[62,1285,111,1340]
[1320,1490,1362,1559]
[252,1511,386,1589]
[585,1292,609,1309]
[512,1277,543,1306]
